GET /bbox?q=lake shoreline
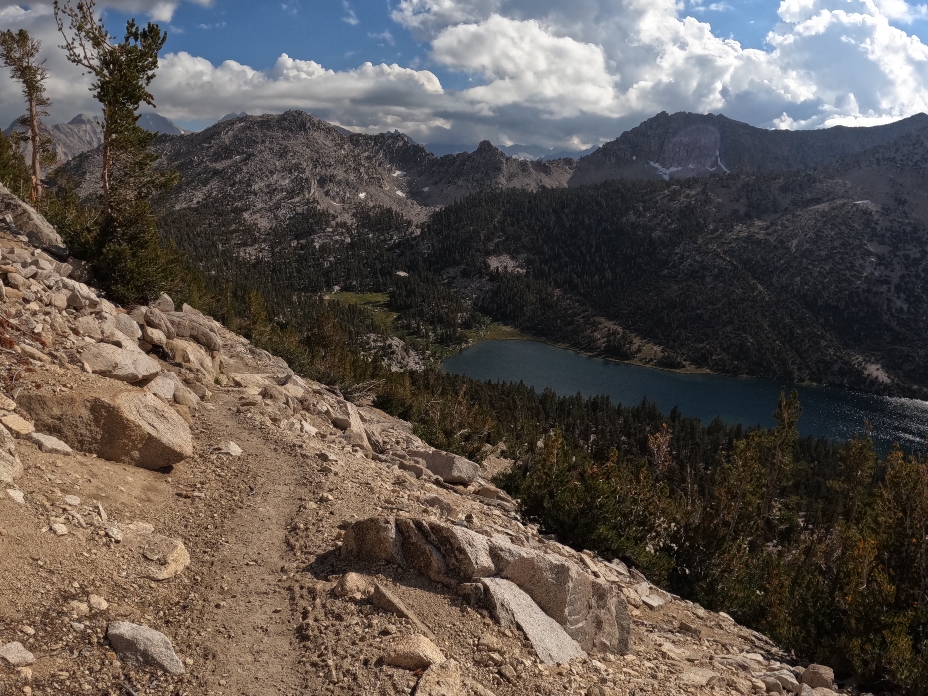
[443,339,928,453]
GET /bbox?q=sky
[3,0,928,151]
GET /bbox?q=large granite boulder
[19,390,192,469]
[480,577,585,664]
[503,552,630,654]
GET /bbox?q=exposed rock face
[20,390,192,468]
[106,622,185,675]
[480,577,585,665]
[0,182,67,251]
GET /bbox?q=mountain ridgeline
[59,108,928,396]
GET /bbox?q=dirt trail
[175,392,312,696]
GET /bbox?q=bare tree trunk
[101,109,111,214]
[28,95,41,204]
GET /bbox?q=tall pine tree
[54,0,178,302]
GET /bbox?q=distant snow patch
[392,170,405,177]
[422,186,430,192]
[358,192,367,199]
[716,151,730,174]
[395,271,409,277]
[395,190,406,197]
[649,161,682,181]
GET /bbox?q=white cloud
[5,0,928,150]
[342,0,358,26]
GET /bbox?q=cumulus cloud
[4,0,928,149]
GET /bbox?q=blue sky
[4,0,928,149]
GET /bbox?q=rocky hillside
[569,111,928,185]
[0,167,848,696]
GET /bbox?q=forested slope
[412,168,928,397]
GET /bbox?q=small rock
[678,667,723,687]
[69,600,90,616]
[212,441,243,456]
[106,621,185,675]
[333,572,371,599]
[382,634,446,670]
[498,664,517,683]
[640,594,665,610]
[26,432,73,455]
[19,344,49,363]
[89,594,109,611]
[6,488,24,504]
[0,642,34,667]
[63,494,80,506]
[105,526,122,542]
[51,522,68,536]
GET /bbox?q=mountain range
[4,111,191,164]
[60,108,928,396]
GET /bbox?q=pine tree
[54,0,178,303]
[0,28,56,204]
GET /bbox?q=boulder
[151,293,175,313]
[73,315,103,339]
[480,577,585,665]
[114,313,142,340]
[164,311,221,351]
[141,324,167,347]
[144,373,176,402]
[427,523,496,579]
[333,572,372,599]
[408,449,480,484]
[162,371,200,408]
[163,338,215,378]
[106,622,184,675]
[80,343,160,383]
[396,518,451,584]
[0,183,66,251]
[487,536,538,574]
[0,413,34,437]
[382,634,445,670]
[503,552,630,654]
[801,665,834,690]
[143,308,176,339]
[19,390,192,469]
[341,516,404,565]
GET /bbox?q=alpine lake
[443,340,928,453]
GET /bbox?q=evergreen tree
[0,28,56,204]
[0,129,31,196]
[54,0,178,302]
